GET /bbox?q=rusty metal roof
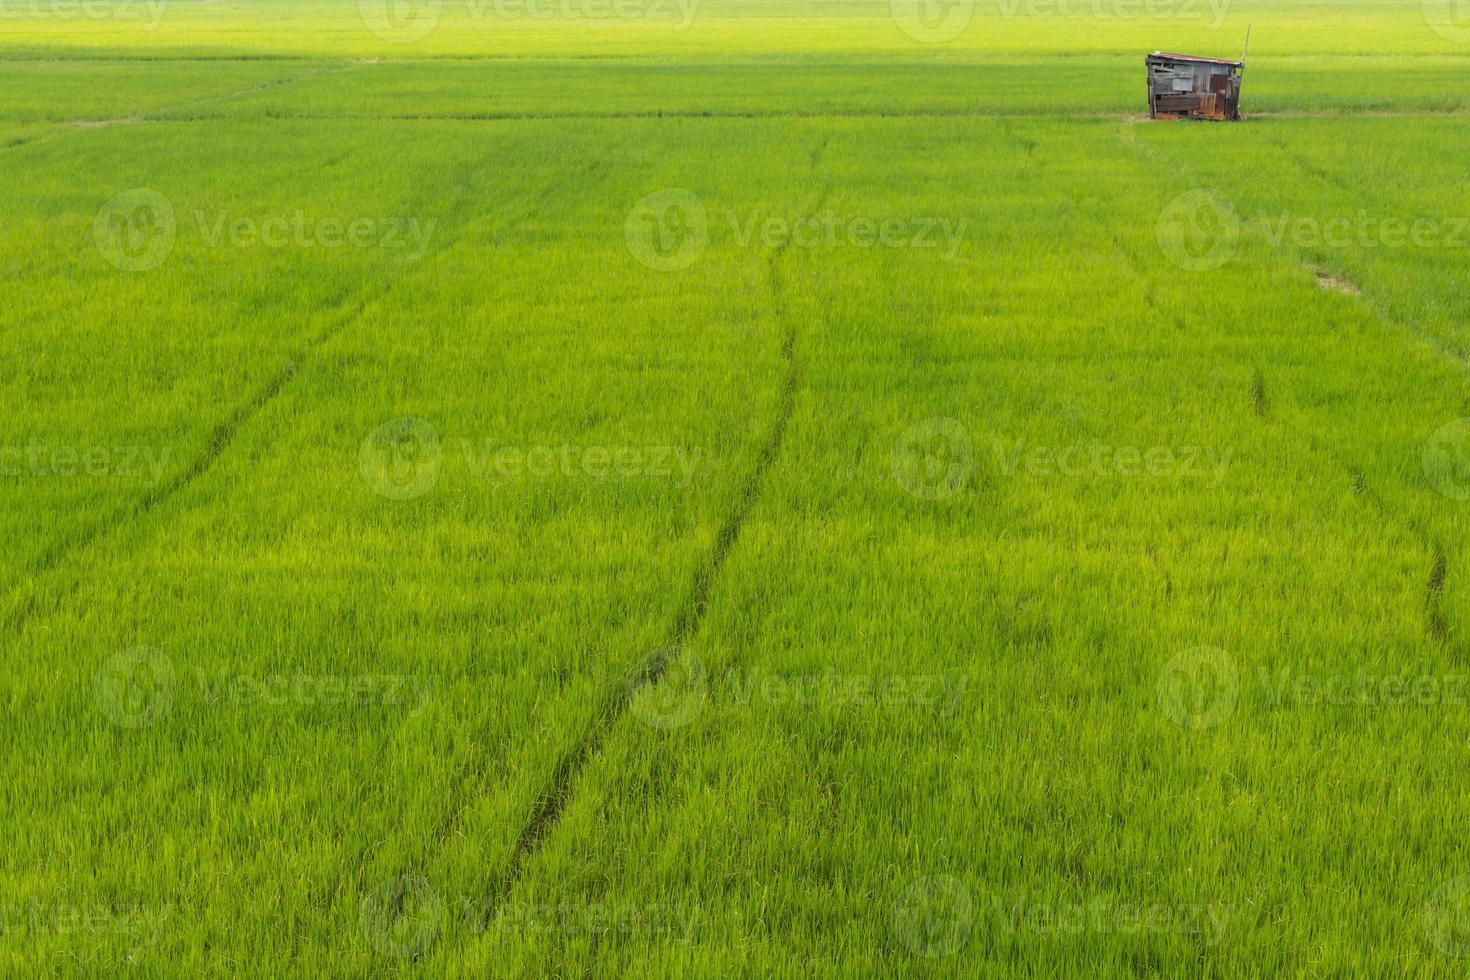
[1148,51,1244,67]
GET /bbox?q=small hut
[1146,52,1244,121]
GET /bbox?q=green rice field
[4,0,1470,974]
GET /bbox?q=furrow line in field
[1336,455,1455,651]
[1252,140,1467,652]
[1118,124,1459,653]
[9,51,1470,63]
[3,294,368,636]
[0,63,362,155]
[5,138,516,634]
[1331,454,1454,653]
[1429,548,1451,643]
[11,109,1469,137]
[0,125,68,155]
[1251,368,1270,419]
[259,108,1470,123]
[62,108,1470,127]
[1259,134,1470,368]
[2,133,45,151]
[471,146,831,931]
[143,62,368,120]
[1250,361,1453,654]
[1248,364,1456,652]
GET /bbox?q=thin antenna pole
[1240,23,1252,74]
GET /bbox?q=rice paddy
[3,0,1470,974]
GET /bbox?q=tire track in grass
[1119,124,1461,655]
[1256,136,1466,653]
[1324,452,1452,653]
[1428,549,1450,643]
[1349,460,1455,652]
[0,62,361,157]
[147,62,364,120]
[1251,368,1271,419]
[1,132,47,152]
[4,149,568,635]
[1336,444,1455,651]
[461,145,832,931]
[3,295,363,634]
[1259,132,1470,368]
[1249,345,1453,655]
[3,63,392,629]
